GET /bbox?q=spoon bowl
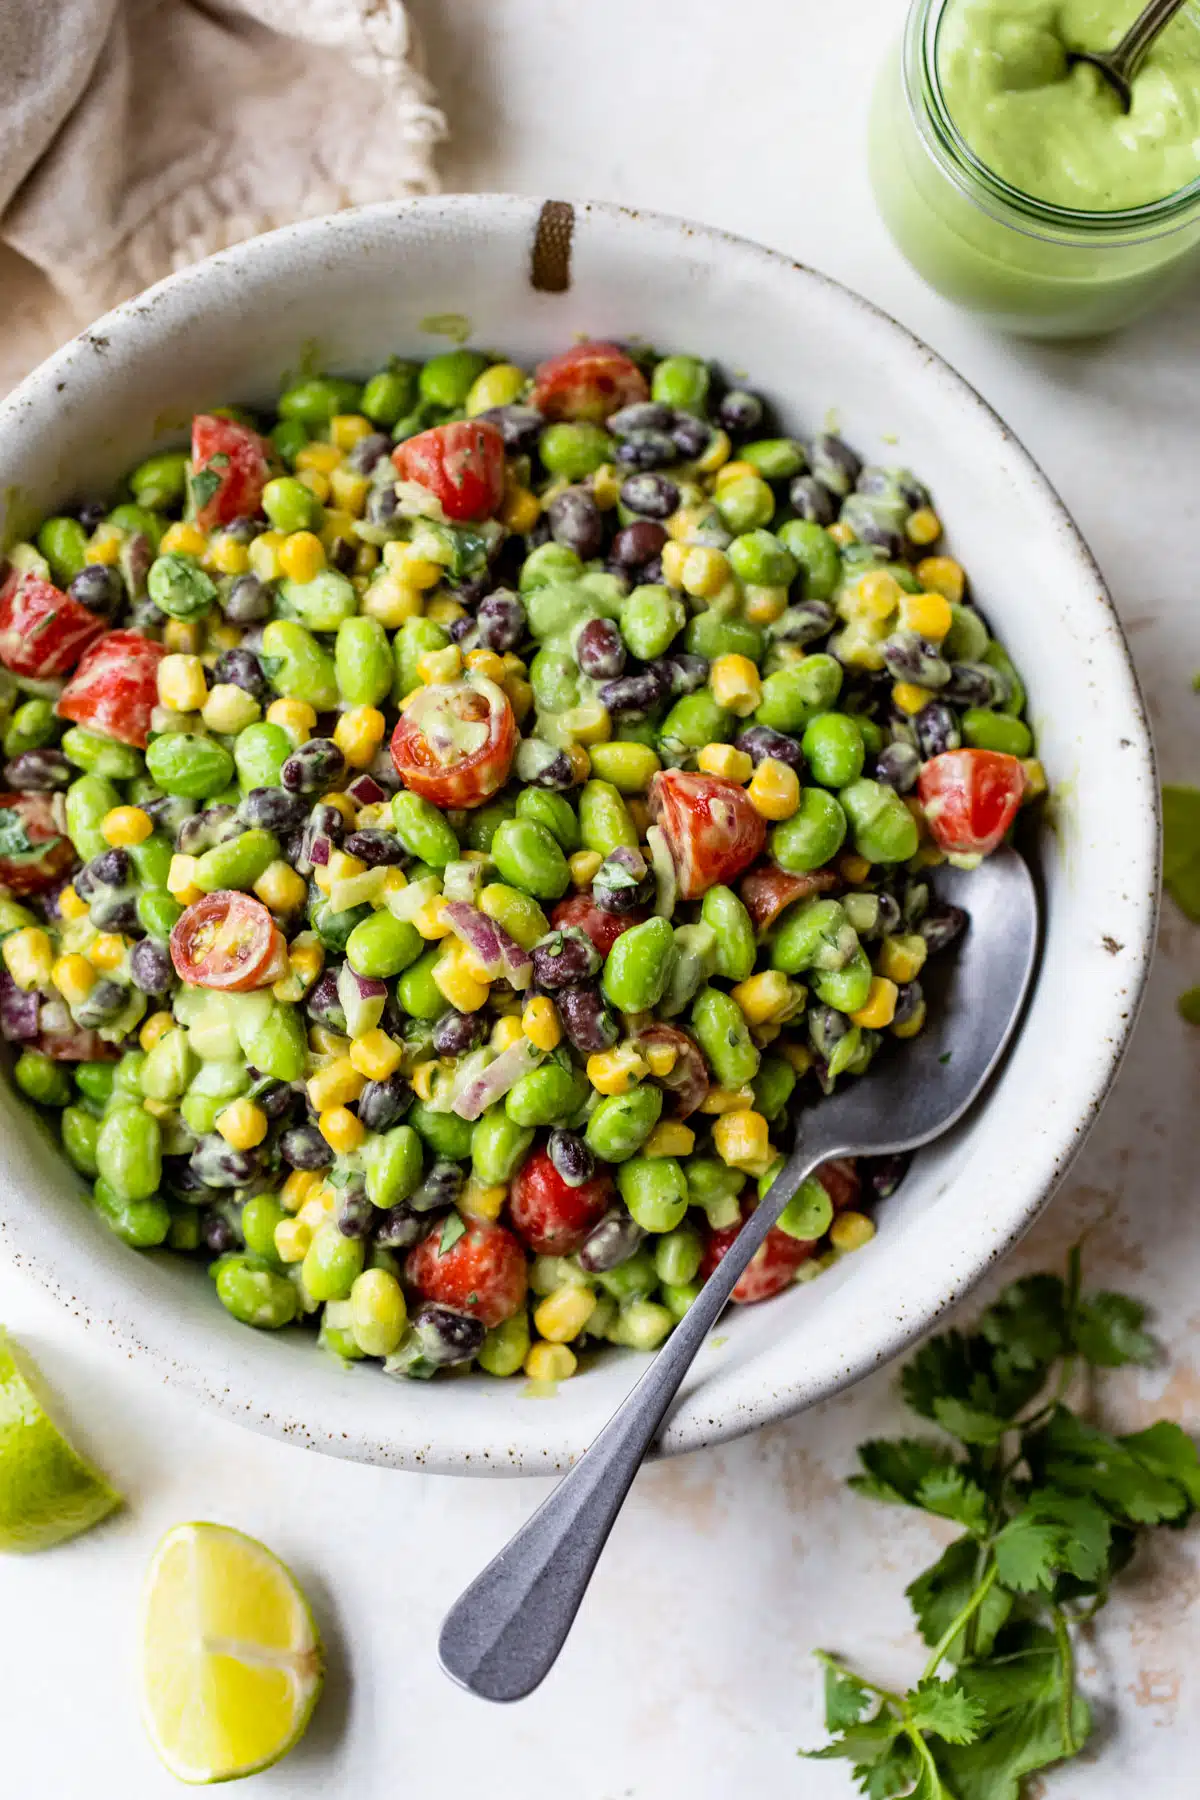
[1069,0,1189,111]
[440,847,1040,1703]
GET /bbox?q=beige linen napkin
[0,0,445,395]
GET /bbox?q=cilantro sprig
[805,1251,1197,1799]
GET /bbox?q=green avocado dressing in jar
[871,0,1200,335]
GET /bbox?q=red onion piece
[452,1038,543,1120]
[308,834,331,867]
[346,773,385,805]
[0,971,40,1041]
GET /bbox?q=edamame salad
[0,340,1041,1382]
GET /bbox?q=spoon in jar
[439,845,1039,1703]
[1069,0,1189,112]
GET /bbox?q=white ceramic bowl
[0,196,1158,1474]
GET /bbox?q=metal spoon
[439,846,1038,1704]
[1070,0,1189,112]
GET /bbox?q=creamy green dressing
[939,0,1200,210]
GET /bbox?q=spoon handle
[438,1138,833,1703]
[1114,0,1189,71]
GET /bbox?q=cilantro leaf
[849,1438,960,1508]
[1072,1290,1157,1368]
[992,1490,1110,1592]
[929,1398,1011,1447]
[900,1326,1042,1444]
[935,1642,1091,1800]
[189,467,222,510]
[906,1538,1013,1660]
[1029,1408,1192,1527]
[818,1652,875,1731]
[858,1740,919,1800]
[1163,784,1200,921]
[1120,1419,1200,1510]
[0,808,33,858]
[438,1213,466,1256]
[907,1678,985,1745]
[912,1466,991,1535]
[979,1273,1067,1376]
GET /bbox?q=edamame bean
[962,708,1032,756]
[96,1105,162,1201]
[131,834,173,893]
[394,945,446,1019]
[684,612,764,663]
[491,818,570,900]
[777,519,842,599]
[519,542,584,591]
[715,474,774,534]
[620,586,686,661]
[312,898,373,955]
[194,828,279,893]
[15,1050,72,1107]
[515,788,579,852]
[585,741,661,793]
[66,775,123,860]
[394,617,450,698]
[539,423,614,479]
[362,363,419,427]
[771,898,858,973]
[770,789,847,873]
[141,1030,195,1103]
[478,883,549,949]
[608,1299,676,1348]
[37,517,89,587]
[755,655,843,734]
[594,1248,658,1302]
[477,1310,531,1377]
[61,1105,100,1175]
[419,349,490,409]
[246,1005,307,1082]
[653,1224,703,1287]
[802,712,865,788]
[943,603,990,663]
[105,502,164,550]
[346,911,423,979]
[278,376,363,428]
[753,1055,797,1121]
[839,778,919,864]
[390,790,460,867]
[113,1050,147,1097]
[684,1158,744,1226]
[728,529,797,587]
[659,692,735,754]
[92,1177,170,1248]
[74,1061,115,1106]
[242,1194,287,1260]
[616,1157,689,1233]
[465,797,517,854]
[691,985,761,1087]
[302,1222,366,1303]
[215,1255,299,1327]
[234,720,292,791]
[983,641,1025,716]
[4,700,59,759]
[811,945,873,1013]
[148,553,217,620]
[601,916,677,1012]
[335,616,393,707]
[777,1175,834,1241]
[350,1268,408,1356]
[740,438,806,480]
[700,886,756,981]
[651,354,709,412]
[145,733,235,800]
[578,781,638,857]
[366,1124,424,1208]
[277,569,356,633]
[260,621,339,710]
[408,1100,475,1162]
[60,728,143,781]
[506,1061,587,1128]
[662,1282,700,1320]
[585,1085,664,1163]
[137,892,183,942]
[472,1108,535,1184]
[271,419,308,465]
[262,476,322,535]
[529,647,580,713]
[130,451,189,512]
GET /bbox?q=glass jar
[870,0,1200,337]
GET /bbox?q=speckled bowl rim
[0,195,1160,1474]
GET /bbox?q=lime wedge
[141,1521,323,1784]
[0,1327,121,1552]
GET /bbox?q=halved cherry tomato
[170,892,286,991]
[530,342,649,422]
[549,892,646,958]
[700,1204,817,1303]
[390,677,516,809]
[814,1157,860,1213]
[918,749,1026,856]
[391,420,506,522]
[633,1022,710,1118]
[739,863,840,933]
[509,1147,614,1256]
[0,793,75,896]
[191,414,271,531]
[649,769,766,901]
[35,1026,115,1062]
[57,630,166,749]
[406,1217,528,1328]
[0,569,105,679]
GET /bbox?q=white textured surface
[1,0,1197,1792]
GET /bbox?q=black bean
[788,475,838,525]
[75,500,107,532]
[874,741,921,793]
[432,1009,485,1056]
[656,651,710,696]
[861,1152,913,1202]
[282,737,346,795]
[807,1004,851,1059]
[531,927,601,990]
[557,983,619,1053]
[357,1073,412,1132]
[449,614,476,645]
[175,804,240,855]
[223,516,262,545]
[89,894,139,934]
[615,429,678,471]
[410,1160,464,1213]
[892,980,924,1029]
[609,401,674,437]
[144,794,196,836]
[129,937,176,996]
[373,1202,422,1249]
[547,1128,596,1188]
[897,472,931,511]
[365,483,400,529]
[640,554,664,586]
[611,520,668,569]
[343,828,405,866]
[73,977,129,1027]
[735,724,805,771]
[576,616,627,681]
[547,488,604,559]
[89,847,133,889]
[347,432,391,473]
[809,434,862,497]
[717,390,763,438]
[308,801,346,845]
[883,631,950,689]
[202,1213,239,1255]
[191,1136,261,1188]
[943,662,1004,708]
[4,749,70,790]
[521,744,577,790]
[875,891,903,938]
[480,404,543,454]
[920,903,968,955]
[475,588,526,653]
[914,701,961,761]
[412,1304,485,1366]
[773,599,836,645]
[305,968,347,1032]
[222,573,270,623]
[599,666,669,718]
[280,1122,334,1171]
[579,1208,645,1272]
[592,851,653,914]
[619,473,679,520]
[672,415,712,460]
[252,1078,295,1120]
[68,564,123,616]
[214,647,267,699]
[337,1183,375,1239]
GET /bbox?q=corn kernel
[827,521,857,548]
[694,428,731,474]
[730,969,797,1026]
[854,570,903,621]
[319,1106,365,1153]
[347,1028,403,1083]
[265,698,316,744]
[709,653,762,717]
[568,850,603,889]
[416,646,462,687]
[206,622,244,656]
[500,484,541,535]
[253,860,308,915]
[522,995,562,1052]
[426,596,466,627]
[383,541,445,590]
[681,546,731,599]
[157,653,208,713]
[89,933,126,972]
[432,944,490,1013]
[838,852,872,885]
[899,590,953,642]
[534,1286,597,1344]
[743,584,789,626]
[660,540,689,589]
[460,1178,508,1222]
[167,854,203,904]
[298,1190,335,1230]
[627,797,650,838]
[309,1025,350,1061]
[490,1016,525,1055]
[586,1045,649,1096]
[248,532,285,582]
[209,535,250,577]
[323,412,369,452]
[590,463,621,508]
[643,1041,678,1078]
[906,507,942,547]
[892,681,935,716]
[86,526,123,566]
[295,440,342,474]
[56,885,88,924]
[414,896,452,940]
[216,1097,269,1150]
[306,1056,366,1111]
[850,976,899,1030]
[100,805,153,849]
[712,1109,771,1171]
[164,622,205,658]
[160,521,207,558]
[699,1085,756,1114]
[892,996,927,1039]
[280,1170,322,1215]
[779,1041,814,1076]
[560,701,611,745]
[876,934,928,985]
[643,1121,696,1158]
[278,531,326,584]
[202,683,261,735]
[288,938,324,986]
[714,458,757,489]
[525,1342,577,1382]
[409,1060,441,1102]
[52,953,96,1007]
[747,757,800,820]
[464,648,506,684]
[333,705,386,768]
[696,742,753,782]
[138,1009,176,1052]
[297,469,332,504]
[1020,758,1048,801]
[831,1211,877,1252]
[916,556,966,605]
[274,1217,313,1262]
